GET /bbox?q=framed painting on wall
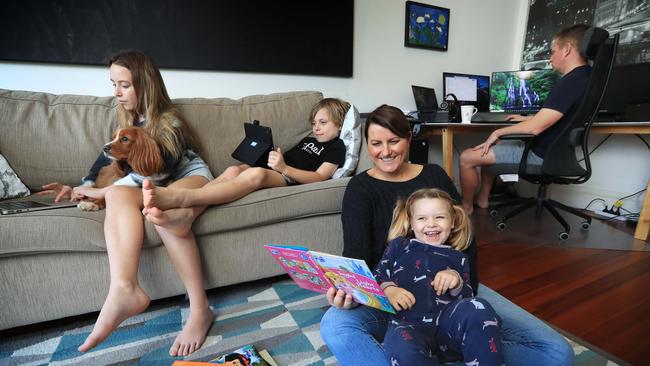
[404,1,450,51]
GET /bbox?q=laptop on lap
[0,197,78,215]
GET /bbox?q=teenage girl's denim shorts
[114,150,214,187]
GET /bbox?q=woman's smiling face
[366,123,410,175]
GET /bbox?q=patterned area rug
[0,276,622,365]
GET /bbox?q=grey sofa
[0,89,369,331]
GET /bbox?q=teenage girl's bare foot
[144,207,194,237]
[78,283,150,352]
[142,179,185,211]
[169,305,215,356]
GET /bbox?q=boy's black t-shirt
[284,137,346,171]
[532,64,591,158]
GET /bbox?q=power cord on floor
[583,198,607,211]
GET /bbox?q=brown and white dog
[78,127,164,211]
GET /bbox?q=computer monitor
[599,63,650,119]
[489,70,560,113]
[442,72,490,112]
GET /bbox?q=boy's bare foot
[144,207,194,237]
[142,179,185,211]
[169,305,215,356]
[78,283,150,352]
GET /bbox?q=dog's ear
[128,129,164,176]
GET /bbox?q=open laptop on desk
[411,85,443,122]
[473,69,560,123]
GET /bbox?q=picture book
[171,344,274,366]
[211,344,270,365]
[264,244,395,314]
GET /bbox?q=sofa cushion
[0,89,119,190]
[190,177,350,234]
[174,91,322,175]
[0,177,350,258]
[0,207,108,257]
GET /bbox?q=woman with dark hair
[319,104,574,365]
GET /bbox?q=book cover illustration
[264,245,395,314]
[263,245,331,294]
[171,345,275,366]
[212,344,270,365]
[310,250,395,314]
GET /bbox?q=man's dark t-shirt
[533,65,591,158]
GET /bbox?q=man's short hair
[554,24,591,49]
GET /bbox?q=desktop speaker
[409,139,429,164]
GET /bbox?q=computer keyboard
[472,112,516,123]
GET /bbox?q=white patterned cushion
[0,153,30,199]
[332,104,361,179]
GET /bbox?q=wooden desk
[420,121,650,176]
[420,121,650,241]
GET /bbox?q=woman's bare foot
[474,199,489,209]
[144,207,195,237]
[463,203,474,216]
[169,305,215,356]
[142,179,186,211]
[78,283,150,352]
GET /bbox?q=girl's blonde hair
[387,188,472,251]
[309,98,350,128]
[109,50,197,163]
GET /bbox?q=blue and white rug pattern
[0,277,621,365]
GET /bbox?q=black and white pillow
[0,153,30,200]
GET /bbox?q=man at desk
[459,24,592,214]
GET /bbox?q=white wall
[1,0,647,213]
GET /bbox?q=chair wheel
[580,221,591,229]
[496,221,506,230]
[489,209,498,217]
[559,232,570,240]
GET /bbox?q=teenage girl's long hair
[109,50,197,163]
[387,188,472,251]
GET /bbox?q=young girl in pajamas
[374,188,504,365]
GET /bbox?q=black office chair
[489,28,619,240]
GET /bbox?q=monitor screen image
[442,72,490,112]
[489,70,560,113]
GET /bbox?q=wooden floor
[473,208,650,366]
